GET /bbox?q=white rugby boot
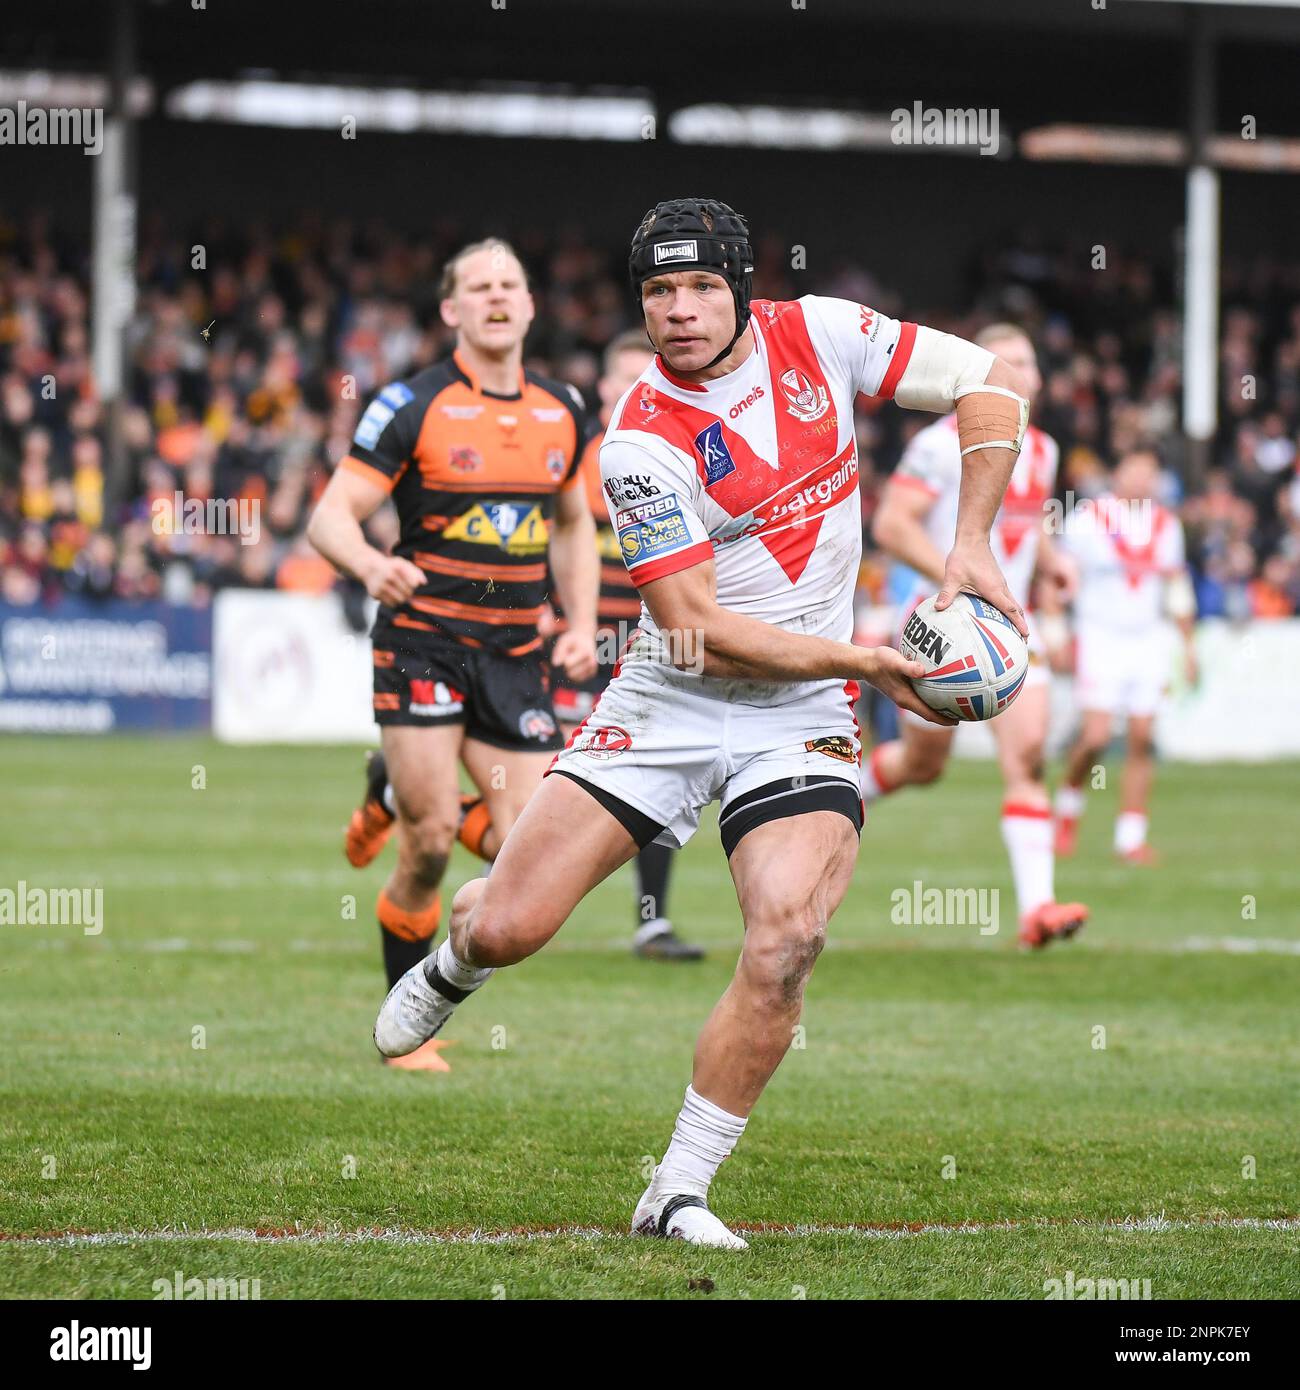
[373,956,489,1057]
[632,1176,749,1250]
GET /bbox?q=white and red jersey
[599,295,917,689]
[890,413,1058,609]
[1062,495,1185,634]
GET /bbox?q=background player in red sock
[862,324,1088,949]
[1055,446,1197,864]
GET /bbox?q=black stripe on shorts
[718,775,863,859]
[549,769,666,850]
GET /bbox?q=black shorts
[372,633,563,752]
[550,661,609,726]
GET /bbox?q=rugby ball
[899,593,1028,722]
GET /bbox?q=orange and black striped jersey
[574,433,643,632]
[340,350,596,655]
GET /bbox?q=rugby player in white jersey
[863,324,1088,949]
[373,199,1032,1247]
[1054,446,1196,864]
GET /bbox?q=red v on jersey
[617,300,848,582]
[1107,501,1168,588]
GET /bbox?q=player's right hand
[853,645,958,727]
[363,554,426,607]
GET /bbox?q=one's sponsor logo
[355,382,414,449]
[545,448,567,482]
[605,473,658,505]
[531,407,567,423]
[653,240,698,265]
[694,421,737,486]
[779,367,830,423]
[449,446,483,473]
[804,735,857,764]
[728,385,766,420]
[519,707,558,740]
[902,610,953,666]
[440,404,483,420]
[577,725,633,759]
[858,304,880,340]
[409,679,464,716]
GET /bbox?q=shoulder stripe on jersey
[627,540,713,586]
[877,322,918,399]
[339,455,396,493]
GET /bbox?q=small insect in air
[200,320,216,342]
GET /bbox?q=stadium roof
[5,0,1300,135]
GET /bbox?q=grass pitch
[1,736,1297,1299]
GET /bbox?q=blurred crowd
[2,210,1299,619]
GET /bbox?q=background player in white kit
[374,198,1033,1247]
[1054,446,1197,864]
[864,324,1088,948]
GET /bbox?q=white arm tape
[893,325,997,413]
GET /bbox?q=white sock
[653,1086,747,1201]
[1055,785,1085,820]
[1115,812,1148,854]
[381,782,397,815]
[633,917,671,947]
[429,936,492,993]
[1001,804,1054,920]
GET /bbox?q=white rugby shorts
[1075,622,1169,718]
[547,633,864,853]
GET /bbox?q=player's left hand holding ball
[552,627,598,683]
[936,537,1028,638]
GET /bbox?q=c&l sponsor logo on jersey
[778,367,830,423]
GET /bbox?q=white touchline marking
[25,935,1300,956]
[5,1215,1297,1248]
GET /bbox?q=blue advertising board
[0,600,212,733]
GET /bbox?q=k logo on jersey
[779,367,830,423]
[694,421,737,486]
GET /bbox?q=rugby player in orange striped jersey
[308,240,598,1065]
